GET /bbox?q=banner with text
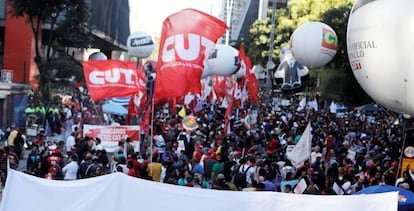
[83,124,140,153]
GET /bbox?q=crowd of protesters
[0,90,414,196]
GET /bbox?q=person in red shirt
[0,146,19,169]
[192,143,202,162]
[127,160,137,177]
[268,134,280,151]
[47,149,63,168]
[127,152,141,178]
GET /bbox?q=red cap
[49,167,57,173]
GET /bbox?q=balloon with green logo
[290,22,338,68]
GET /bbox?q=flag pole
[149,97,155,163]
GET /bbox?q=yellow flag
[178,106,186,118]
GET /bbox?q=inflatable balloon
[347,0,414,116]
[207,45,240,76]
[201,67,214,79]
[127,31,155,58]
[234,66,246,78]
[274,46,309,92]
[88,52,107,60]
[290,22,337,68]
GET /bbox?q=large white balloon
[207,45,240,76]
[127,31,155,58]
[234,64,246,78]
[347,0,414,116]
[290,22,338,68]
[201,67,214,79]
[88,52,107,60]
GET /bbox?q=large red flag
[239,44,259,104]
[83,60,142,101]
[153,9,227,99]
[214,76,227,101]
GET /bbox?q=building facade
[0,0,131,129]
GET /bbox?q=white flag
[308,98,318,111]
[287,122,312,166]
[330,101,337,113]
[296,97,307,111]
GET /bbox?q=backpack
[233,165,251,189]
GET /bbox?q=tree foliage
[243,0,371,106]
[8,0,93,103]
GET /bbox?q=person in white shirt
[310,146,323,164]
[62,154,79,180]
[65,132,76,153]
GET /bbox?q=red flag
[239,44,259,104]
[83,60,142,101]
[153,9,227,99]
[214,76,227,101]
[125,96,136,125]
[139,104,152,134]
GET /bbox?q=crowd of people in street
[1,90,414,197]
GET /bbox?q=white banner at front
[0,170,398,211]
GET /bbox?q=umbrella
[102,103,128,116]
[354,184,414,211]
[356,104,381,112]
[108,97,130,106]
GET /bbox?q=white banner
[0,170,398,211]
[83,124,140,153]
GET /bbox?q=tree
[319,4,372,105]
[8,0,93,104]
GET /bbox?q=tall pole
[225,0,234,45]
[266,0,277,105]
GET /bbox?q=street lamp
[266,0,277,105]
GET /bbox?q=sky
[129,0,222,35]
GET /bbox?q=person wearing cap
[45,166,57,180]
[0,146,19,170]
[127,152,141,178]
[47,149,63,168]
